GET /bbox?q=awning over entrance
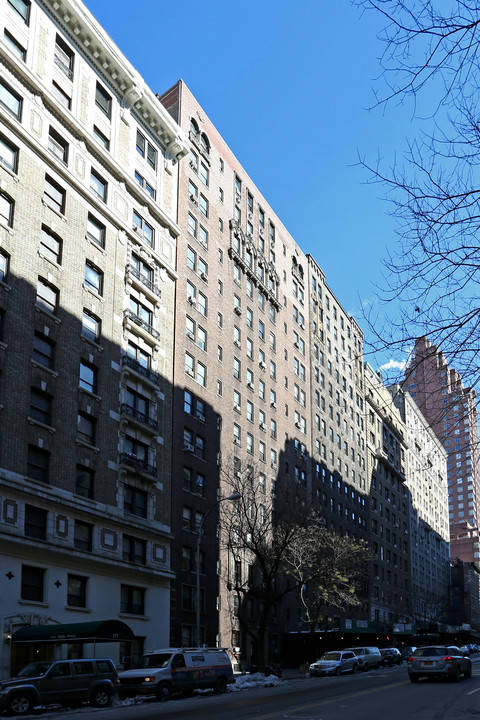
[12,619,134,643]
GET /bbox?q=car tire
[215,676,228,693]
[335,667,342,677]
[451,668,461,682]
[7,693,33,716]
[464,664,472,679]
[156,681,173,701]
[91,687,111,708]
[409,674,419,683]
[352,664,358,674]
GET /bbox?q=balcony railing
[120,452,157,477]
[121,403,158,430]
[124,308,160,340]
[121,354,158,384]
[126,264,162,299]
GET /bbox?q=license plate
[423,661,434,666]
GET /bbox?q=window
[86,214,105,248]
[127,340,150,368]
[135,171,155,198]
[0,192,13,226]
[21,565,44,602]
[74,520,93,551]
[0,134,18,172]
[8,0,30,23]
[76,465,94,499]
[51,81,71,110]
[121,585,145,615]
[124,435,148,462]
[24,504,47,540]
[40,227,62,264]
[124,484,147,518]
[36,278,58,314]
[54,34,74,78]
[188,213,197,238]
[199,194,208,217]
[200,162,209,186]
[123,535,146,564]
[77,411,96,445]
[47,126,68,164]
[85,262,103,295]
[90,169,107,201]
[27,445,49,482]
[136,130,157,169]
[44,175,65,214]
[82,310,100,342]
[0,79,22,118]
[93,125,109,149]
[0,249,8,282]
[95,82,112,118]
[199,225,208,248]
[133,210,154,246]
[32,333,54,369]
[29,387,52,425]
[68,575,87,607]
[79,360,97,393]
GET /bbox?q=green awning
[12,619,134,643]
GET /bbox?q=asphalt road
[14,660,480,720]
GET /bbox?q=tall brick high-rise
[404,336,480,563]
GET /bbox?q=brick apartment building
[404,337,480,563]
[0,0,461,675]
[0,0,187,674]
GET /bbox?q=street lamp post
[196,492,241,647]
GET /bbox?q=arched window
[200,133,210,154]
[190,118,199,136]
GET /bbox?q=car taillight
[407,657,414,662]
[442,656,453,661]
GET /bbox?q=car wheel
[409,674,419,683]
[156,681,173,701]
[7,694,33,716]
[464,664,472,679]
[352,663,358,674]
[215,676,228,693]
[91,687,111,707]
[335,667,342,677]
[451,668,461,682]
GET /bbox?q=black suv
[0,658,119,715]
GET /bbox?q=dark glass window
[74,520,92,551]
[24,504,47,540]
[67,575,87,607]
[33,333,55,369]
[21,565,44,601]
[124,485,147,518]
[27,445,49,482]
[75,465,94,499]
[121,584,145,615]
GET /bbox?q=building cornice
[39,0,188,163]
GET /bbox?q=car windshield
[320,652,340,661]
[132,653,172,669]
[17,661,52,678]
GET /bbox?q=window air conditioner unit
[271,402,277,409]
[234,307,242,316]
[200,272,208,281]
[189,194,197,204]
[259,361,266,369]
[184,442,194,452]
[234,404,241,412]
[234,438,240,445]
[247,382,254,389]
[188,296,196,306]
[186,330,195,340]
[259,422,266,430]
[295,422,301,429]
[197,413,205,422]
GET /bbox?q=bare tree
[219,461,312,669]
[283,519,370,634]
[354,1,480,389]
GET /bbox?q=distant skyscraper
[404,337,480,563]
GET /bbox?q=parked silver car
[309,650,359,676]
[343,646,382,670]
[407,645,472,682]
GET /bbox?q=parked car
[343,646,382,670]
[407,645,472,683]
[118,647,234,700]
[309,650,359,677]
[380,648,402,666]
[401,646,417,661]
[0,658,118,716]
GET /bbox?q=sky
[82,0,418,374]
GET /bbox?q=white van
[118,648,234,700]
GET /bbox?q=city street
[20,660,480,720]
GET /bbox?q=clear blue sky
[83,0,416,373]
